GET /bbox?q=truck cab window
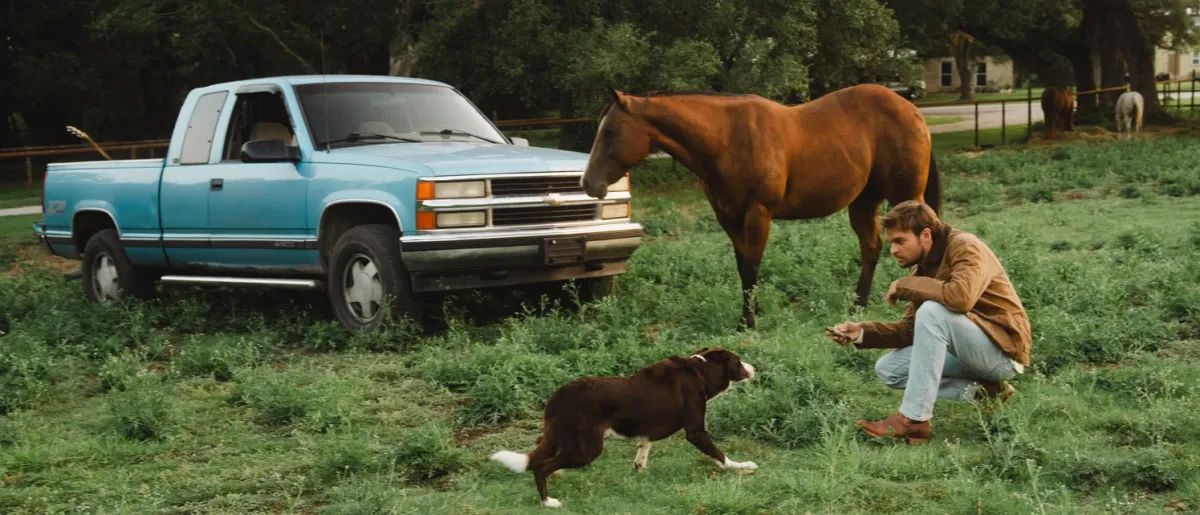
[179,91,229,164]
[223,91,297,161]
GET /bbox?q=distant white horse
[1115,91,1144,140]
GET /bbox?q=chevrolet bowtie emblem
[544,194,565,206]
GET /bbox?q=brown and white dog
[489,346,757,508]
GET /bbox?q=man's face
[884,226,932,268]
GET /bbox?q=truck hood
[320,142,590,176]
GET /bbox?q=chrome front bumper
[398,222,644,292]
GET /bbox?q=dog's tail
[490,450,531,472]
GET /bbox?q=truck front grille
[491,205,597,226]
[490,176,584,196]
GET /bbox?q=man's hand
[886,280,900,306]
[825,321,863,345]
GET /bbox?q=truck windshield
[294,82,509,149]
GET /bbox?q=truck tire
[328,224,422,331]
[577,275,616,303]
[81,229,156,302]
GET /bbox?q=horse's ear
[608,86,622,103]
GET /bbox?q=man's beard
[898,247,928,269]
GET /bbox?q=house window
[941,62,952,87]
[1193,51,1200,66]
[976,62,988,87]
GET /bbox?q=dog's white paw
[732,460,758,472]
[542,497,562,508]
[634,461,646,473]
[719,457,757,472]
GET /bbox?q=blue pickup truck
[34,75,643,330]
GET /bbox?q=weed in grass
[106,375,171,440]
[385,421,469,483]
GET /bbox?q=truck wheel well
[319,203,401,268]
[73,211,118,256]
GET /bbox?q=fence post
[26,156,33,191]
[974,102,979,148]
[1027,86,1032,139]
[1001,100,1007,145]
[1178,80,1183,112]
[1191,70,1195,113]
[131,146,137,159]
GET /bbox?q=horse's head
[581,88,653,199]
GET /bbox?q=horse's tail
[924,152,942,216]
[1134,97,1144,130]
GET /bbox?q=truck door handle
[210,178,223,191]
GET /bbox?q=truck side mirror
[509,137,530,146]
[241,140,301,163]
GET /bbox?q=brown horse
[581,84,941,329]
[1040,87,1075,139]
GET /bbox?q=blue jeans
[874,302,1020,421]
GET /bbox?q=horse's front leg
[735,204,773,330]
[848,196,884,308]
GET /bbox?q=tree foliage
[1,0,919,148]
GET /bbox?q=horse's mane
[599,90,753,118]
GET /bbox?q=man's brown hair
[880,200,944,235]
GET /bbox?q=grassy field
[2,135,1200,513]
[0,182,40,210]
[923,115,965,126]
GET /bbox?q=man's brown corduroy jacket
[857,224,1032,366]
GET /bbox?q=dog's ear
[704,349,731,360]
[668,355,705,372]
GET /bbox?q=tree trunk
[1098,13,1127,112]
[389,0,418,76]
[1070,49,1099,116]
[557,91,597,152]
[1110,0,1169,122]
[954,41,974,100]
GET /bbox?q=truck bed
[41,158,167,259]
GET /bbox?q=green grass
[3,136,1200,513]
[923,115,965,126]
[0,214,41,268]
[0,183,41,210]
[932,123,1032,152]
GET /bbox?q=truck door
[160,89,228,268]
[205,85,312,271]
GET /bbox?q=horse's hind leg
[849,195,884,307]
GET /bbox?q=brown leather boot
[855,412,931,444]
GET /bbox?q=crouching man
[826,201,1032,443]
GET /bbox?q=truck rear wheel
[328,224,422,331]
[81,229,156,302]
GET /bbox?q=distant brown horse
[580,84,941,329]
[1041,87,1075,139]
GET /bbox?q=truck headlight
[416,180,486,200]
[607,175,629,192]
[417,210,487,230]
[600,202,630,219]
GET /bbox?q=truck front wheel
[328,224,422,331]
[577,275,616,302]
[81,229,156,302]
